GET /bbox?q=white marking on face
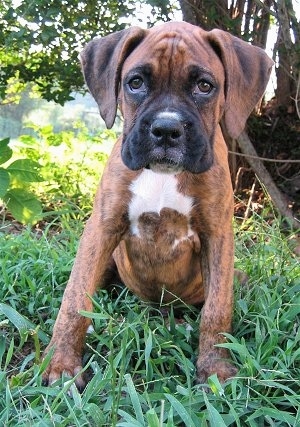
[155,111,182,121]
[128,169,193,236]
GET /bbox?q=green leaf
[0,138,12,165]
[145,329,153,376]
[5,338,15,370]
[247,407,296,424]
[124,373,145,426]
[166,407,174,427]
[3,188,42,224]
[217,342,251,358]
[146,408,160,427]
[117,410,144,426]
[165,394,197,427]
[203,391,227,426]
[84,403,105,425]
[7,159,43,182]
[0,335,6,367]
[0,303,48,345]
[0,167,10,197]
[207,373,225,397]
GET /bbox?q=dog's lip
[147,160,184,174]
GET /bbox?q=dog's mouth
[147,158,184,174]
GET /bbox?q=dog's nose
[150,116,184,145]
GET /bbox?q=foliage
[20,124,114,207]
[0,187,299,425]
[0,83,43,138]
[0,124,116,224]
[0,137,43,224]
[2,0,299,111]
[0,0,178,104]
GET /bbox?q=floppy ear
[80,27,146,128]
[207,29,274,139]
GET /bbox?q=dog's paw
[196,356,238,385]
[42,345,86,392]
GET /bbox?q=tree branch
[236,130,299,229]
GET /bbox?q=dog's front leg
[196,229,238,383]
[42,209,124,390]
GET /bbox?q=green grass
[0,127,299,425]
[0,209,299,426]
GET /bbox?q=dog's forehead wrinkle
[188,64,217,80]
[124,49,220,91]
[126,33,195,75]
[125,63,153,78]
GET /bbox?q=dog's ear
[80,27,146,128]
[207,30,273,139]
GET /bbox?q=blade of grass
[124,373,145,426]
[203,391,227,426]
[165,394,196,427]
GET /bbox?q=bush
[0,124,117,224]
[0,137,43,224]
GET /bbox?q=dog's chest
[128,170,194,245]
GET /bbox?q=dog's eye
[128,77,144,91]
[196,80,213,94]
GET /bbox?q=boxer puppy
[42,21,273,389]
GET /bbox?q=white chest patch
[128,169,194,236]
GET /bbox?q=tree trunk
[252,0,272,48]
[274,0,298,109]
[179,0,229,30]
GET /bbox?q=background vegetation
[0,0,299,425]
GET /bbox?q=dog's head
[80,22,273,174]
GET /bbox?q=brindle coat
[42,22,273,389]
